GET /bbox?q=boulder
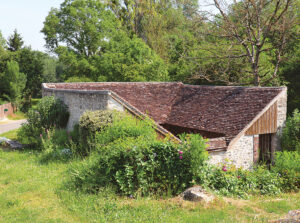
[181,186,215,203]
[0,137,24,150]
[271,209,300,223]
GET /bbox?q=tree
[107,0,201,60]
[7,29,24,52]
[1,60,26,111]
[0,30,6,49]
[42,0,118,55]
[197,0,298,86]
[95,32,169,81]
[18,48,44,98]
[42,0,169,82]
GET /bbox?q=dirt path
[0,119,27,134]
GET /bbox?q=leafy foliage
[0,60,26,110]
[96,32,169,82]
[67,111,207,196]
[272,151,300,191]
[281,109,300,152]
[18,96,69,147]
[7,29,24,52]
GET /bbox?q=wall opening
[259,134,272,164]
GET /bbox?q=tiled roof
[44,82,284,139]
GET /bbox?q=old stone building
[42,82,287,169]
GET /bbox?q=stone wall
[272,88,287,152]
[0,103,14,120]
[209,135,254,169]
[42,88,123,130]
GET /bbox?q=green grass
[0,147,299,223]
[31,98,41,110]
[7,111,26,121]
[0,129,19,140]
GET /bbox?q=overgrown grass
[0,147,299,223]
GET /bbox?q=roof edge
[109,91,181,142]
[227,87,287,149]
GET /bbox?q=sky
[0,0,64,52]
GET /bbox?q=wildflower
[222,166,227,172]
[179,155,183,160]
[40,134,43,138]
[178,150,183,155]
[237,175,241,179]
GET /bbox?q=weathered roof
[43,82,284,139]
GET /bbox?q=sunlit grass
[0,148,299,223]
[0,129,19,140]
[7,111,26,120]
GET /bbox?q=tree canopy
[7,29,24,52]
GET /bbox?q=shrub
[36,96,69,129]
[198,164,282,198]
[281,109,300,152]
[75,110,157,156]
[179,134,209,184]
[68,112,210,196]
[68,137,193,196]
[272,151,300,191]
[94,114,157,146]
[39,128,73,163]
[18,96,69,147]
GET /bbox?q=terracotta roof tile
[45,82,283,138]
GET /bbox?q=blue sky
[0,0,64,52]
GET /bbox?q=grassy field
[0,129,18,140]
[0,130,299,223]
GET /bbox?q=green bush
[39,128,74,163]
[199,164,282,198]
[272,151,300,191]
[94,114,157,146]
[68,112,210,196]
[18,96,69,147]
[281,109,300,152]
[37,96,69,129]
[68,137,195,196]
[75,110,157,156]
[76,110,119,156]
[179,134,209,184]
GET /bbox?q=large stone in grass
[0,137,24,150]
[272,209,300,223]
[182,186,214,203]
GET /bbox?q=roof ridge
[182,83,286,90]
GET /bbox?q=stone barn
[42,82,287,169]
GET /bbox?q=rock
[271,209,300,223]
[181,186,215,203]
[0,137,25,150]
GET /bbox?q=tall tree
[42,0,118,55]
[0,30,6,49]
[7,29,24,52]
[18,48,44,98]
[1,61,26,111]
[195,0,298,86]
[42,0,168,82]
